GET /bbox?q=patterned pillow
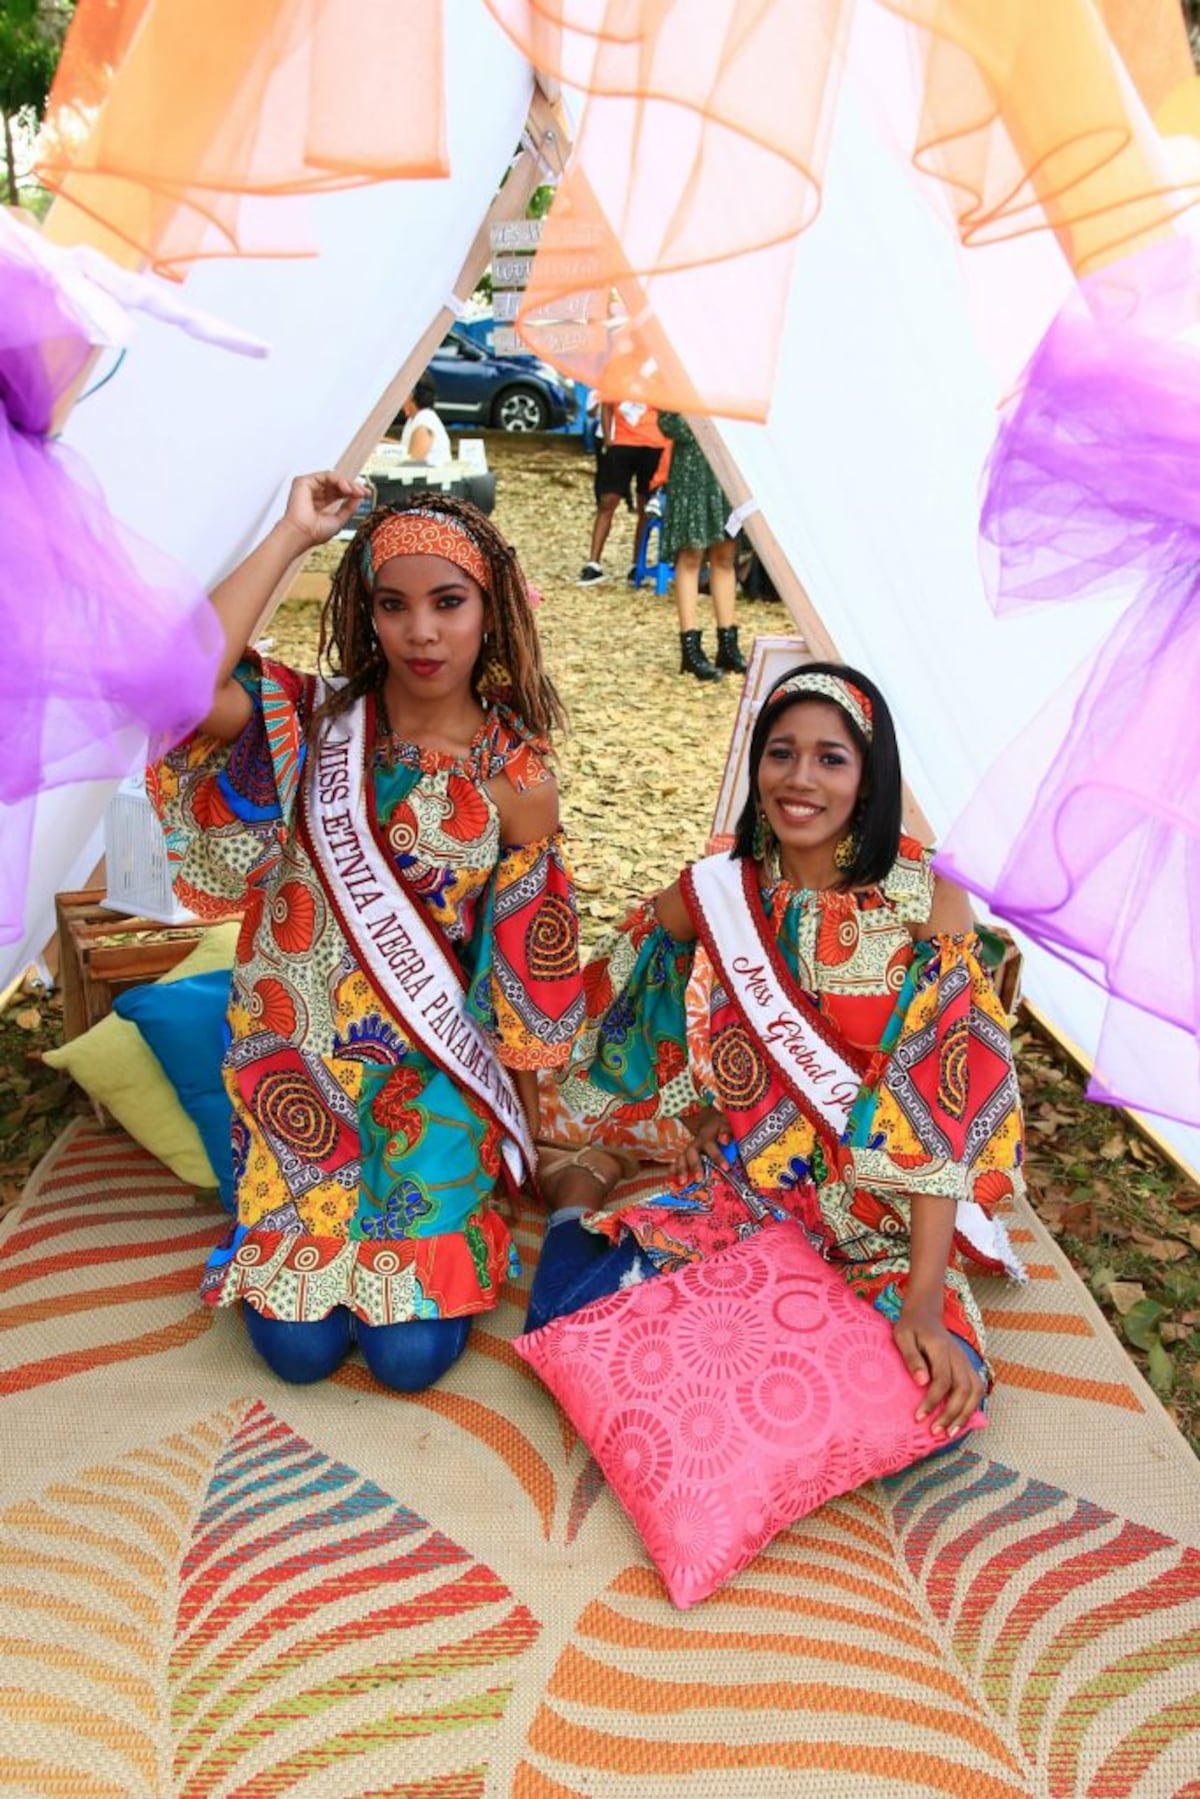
[514,1222,986,1609]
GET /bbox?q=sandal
[536,1140,641,1204]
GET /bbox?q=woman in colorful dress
[153,473,584,1391]
[531,663,1026,1441]
[658,412,746,682]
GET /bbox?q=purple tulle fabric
[939,246,1200,1125]
[0,239,221,946]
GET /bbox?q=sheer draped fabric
[27,0,1200,1115]
[37,0,448,272]
[939,242,1200,1124]
[37,0,1196,399]
[0,232,220,944]
[484,0,1196,415]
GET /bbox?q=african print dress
[545,836,1026,1365]
[657,412,729,557]
[151,656,585,1326]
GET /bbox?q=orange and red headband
[362,508,491,594]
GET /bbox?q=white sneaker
[577,561,606,585]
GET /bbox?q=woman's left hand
[893,1300,985,1437]
[671,1106,732,1185]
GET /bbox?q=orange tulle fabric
[35,0,1199,412]
[485,0,1198,416]
[36,0,448,274]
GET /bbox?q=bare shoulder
[909,872,974,940]
[493,770,561,846]
[654,877,697,942]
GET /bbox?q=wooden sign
[490,219,543,252]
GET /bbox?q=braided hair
[309,490,566,747]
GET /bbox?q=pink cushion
[514,1222,986,1608]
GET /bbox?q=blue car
[403,329,572,433]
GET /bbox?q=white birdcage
[103,774,195,924]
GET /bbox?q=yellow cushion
[44,924,239,1189]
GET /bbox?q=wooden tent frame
[26,63,1199,1188]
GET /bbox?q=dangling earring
[475,632,512,705]
[835,795,866,873]
[753,808,780,880]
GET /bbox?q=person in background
[398,377,452,465]
[578,400,667,585]
[658,411,746,682]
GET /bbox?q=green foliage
[1018,1019,1200,1455]
[0,0,73,204]
[1121,1298,1165,1351]
[0,9,58,117]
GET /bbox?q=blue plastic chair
[632,509,673,595]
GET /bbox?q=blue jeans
[526,1217,655,1334]
[243,1304,471,1392]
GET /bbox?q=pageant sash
[301,691,534,1186]
[682,854,866,1139]
[685,855,1025,1281]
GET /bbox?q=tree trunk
[2,110,16,207]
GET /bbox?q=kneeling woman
[533,663,1025,1440]
[154,473,584,1390]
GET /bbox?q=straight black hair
[413,376,437,410]
[731,661,903,888]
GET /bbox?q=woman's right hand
[281,471,369,549]
[671,1106,733,1185]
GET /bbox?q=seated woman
[152,472,584,1391]
[398,377,452,465]
[531,662,1026,1441]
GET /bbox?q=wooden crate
[54,890,241,1042]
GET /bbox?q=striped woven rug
[1,1118,1198,1799]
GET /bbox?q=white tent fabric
[2,0,531,992]
[718,75,1200,1173]
[11,2,1197,1174]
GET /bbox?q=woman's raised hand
[282,471,369,549]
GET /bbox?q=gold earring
[476,645,512,702]
[834,833,857,871]
[753,809,782,881]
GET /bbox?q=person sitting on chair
[398,377,452,465]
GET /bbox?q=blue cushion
[114,971,234,1211]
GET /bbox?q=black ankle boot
[715,624,747,674]
[679,628,723,681]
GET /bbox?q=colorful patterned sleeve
[147,655,313,920]
[554,898,702,1126]
[499,736,554,793]
[848,933,1027,1213]
[488,830,586,1070]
